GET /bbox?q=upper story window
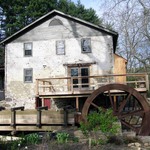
[56,40,65,55]
[24,68,33,83]
[81,38,91,53]
[24,42,32,56]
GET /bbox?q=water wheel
[82,83,150,136]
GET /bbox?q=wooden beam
[36,79,39,96]
[114,96,117,112]
[76,97,79,111]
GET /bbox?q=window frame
[24,68,33,83]
[81,38,92,53]
[69,66,89,89]
[56,40,65,55]
[24,42,32,57]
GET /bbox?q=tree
[0,0,58,38]
[0,0,102,39]
[0,0,102,67]
[100,0,150,73]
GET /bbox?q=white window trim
[24,42,32,57]
[56,40,65,55]
[24,68,33,83]
[81,38,92,53]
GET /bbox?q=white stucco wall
[5,15,114,109]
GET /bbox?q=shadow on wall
[0,90,4,100]
[54,98,76,109]
[0,67,4,100]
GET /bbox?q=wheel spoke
[108,90,114,109]
[91,102,99,109]
[119,110,144,118]
[121,120,140,133]
[118,92,132,113]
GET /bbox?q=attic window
[24,42,32,56]
[49,19,63,26]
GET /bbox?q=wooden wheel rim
[82,83,150,135]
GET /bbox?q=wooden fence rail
[36,73,149,96]
[0,107,75,132]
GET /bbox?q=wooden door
[44,98,51,109]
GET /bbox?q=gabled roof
[0,9,118,52]
[114,53,127,62]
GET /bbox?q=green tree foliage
[0,0,102,38]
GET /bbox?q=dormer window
[49,19,63,26]
[24,42,32,56]
[81,38,91,53]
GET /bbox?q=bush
[56,132,69,144]
[0,133,41,149]
[80,107,121,146]
[80,108,120,137]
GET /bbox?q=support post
[36,106,48,128]
[64,107,68,127]
[37,110,42,128]
[76,97,79,111]
[10,106,24,129]
[11,111,16,129]
[114,96,117,112]
[146,74,149,91]
[71,77,73,93]
[36,79,39,96]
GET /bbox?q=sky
[72,0,103,17]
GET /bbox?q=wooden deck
[36,73,149,98]
[0,73,148,133]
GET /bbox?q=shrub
[80,107,120,137]
[56,132,69,144]
[24,133,40,145]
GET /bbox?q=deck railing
[36,73,149,96]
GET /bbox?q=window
[81,38,91,53]
[24,43,32,56]
[24,68,33,83]
[49,19,63,26]
[56,40,65,55]
[70,67,89,88]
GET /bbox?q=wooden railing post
[71,77,73,93]
[36,79,39,96]
[10,106,24,129]
[43,81,45,92]
[36,106,48,128]
[146,74,149,91]
[11,110,16,129]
